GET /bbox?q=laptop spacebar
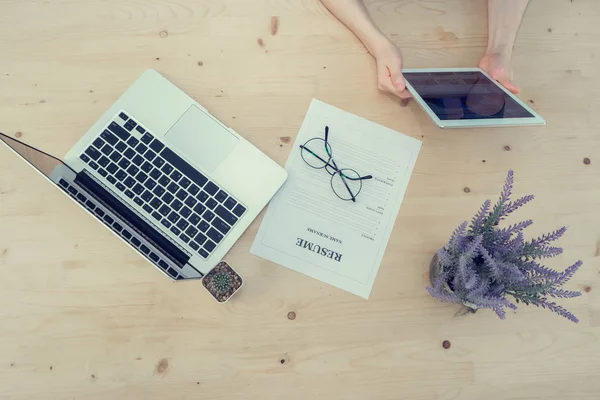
[74,171,190,267]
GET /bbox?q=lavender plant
[427,170,582,322]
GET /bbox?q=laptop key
[180,206,192,218]
[115,141,127,152]
[113,222,123,232]
[141,162,153,173]
[149,252,159,262]
[122,229,132,239]
[136,143,147,155]
[126,136,139,148]
[185,226,198,238]
[140,244,150,254]
[172,199,183,211]
[179,177,191,189]
[93,137,105,149]
[206,198,217,210]
[136,172,148,183]
[100,130,118,145]
[198,220,210,232]
[125,189,135,199]
[131,237,141,247]
[158,175,170,187]
[109,122,130,140]
[144,179,157,190]
[152,185,165,197]
[212,217,231,235]
[100,144,113,156]
[136,125,145,134]
[98,168,108,177]
[152,157,165,168]
[118,158,130,170]
[115,170,127,181]
[151,211,162,221]
[149,168,161,180]
[189,213,201,226]
[167,182,179,194]
[167,211,180,223]
[80,153,90,163]
[198,248,209,259]
[134,197,144,206]
[162,192,174,204]
[133,183,144,195]
[143,204,153,214]
[89,160,99,170]
[215,190,228,203]
[77,193,87,203]
[85,200,96,210]
[141,190,153,202]
[99,156,110,167]
[167,267,178,278]
[124,120,137,131]
[159,204,171,217]
[203,210,215,222]
[197,191,209,203]
[193,203,206,215]
[180,234,190,244]
[149,139,165,153]
[149,197,162,209]
[123,148,135,159]
[189,241,199,251]
[184,196,197,208]
[106,162,118,174]
[204,240,216,252]
[215,205,238,226]
[96,208,105,218]
[158,259,169,270]
[124,177,136,188]
[141,132,153,144]
[175,189,188,201]
[161,164,174,175]
[170,226,181,236]
[85,147,101,160]
[176,219,189,230]
[171,170,182,182]
[104,214,114,224]
[59,179,69,188]
[161,147,208,188]
[68,186,78,195]
[224,197,237,210]
[107,176,117,184]
[204,181,219,196]
[118,112,128,121]
[144,150,156,162]
[188,184,200,196]
[127,165,139,176]
[161,219,172,229]
[207,228,223,244]
[195,232,207,245]
[109,151,121,163]
[232,204,246,217]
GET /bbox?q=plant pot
[429,252,478,315]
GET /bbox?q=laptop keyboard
[78,111,247,260]
[57,178,185,280]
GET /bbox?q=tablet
[403,68,545,128]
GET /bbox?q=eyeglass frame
[299,125,373,202]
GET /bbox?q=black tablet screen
[403,71,533,121]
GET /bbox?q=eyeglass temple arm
[299,145,339,171]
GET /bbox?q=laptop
[0,70,287,280]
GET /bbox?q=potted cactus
[427,170,582,322]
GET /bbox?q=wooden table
[1,1,599,399]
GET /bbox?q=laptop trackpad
[165,105,238,173]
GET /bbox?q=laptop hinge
[74,170,191,267]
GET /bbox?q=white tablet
[403,68,545,128]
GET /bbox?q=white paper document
[251,99,422,298]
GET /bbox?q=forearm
[486,0,529,57]
[319,0,388,55]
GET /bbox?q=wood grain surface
[1,1,599,399]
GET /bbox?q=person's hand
[479,52,520,94]
[373,40,412,100]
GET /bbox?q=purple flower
[427,170,582,322]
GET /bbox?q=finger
[398,89,412,99]
[377,64,399,94]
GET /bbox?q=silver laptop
[0,70,287,280]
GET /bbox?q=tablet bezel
[402,67,546,129]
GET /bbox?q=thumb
[499,79,520,94]
[388,64,406,92]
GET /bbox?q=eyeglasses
[299,126,373,202]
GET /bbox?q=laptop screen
[0,131,73,180]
